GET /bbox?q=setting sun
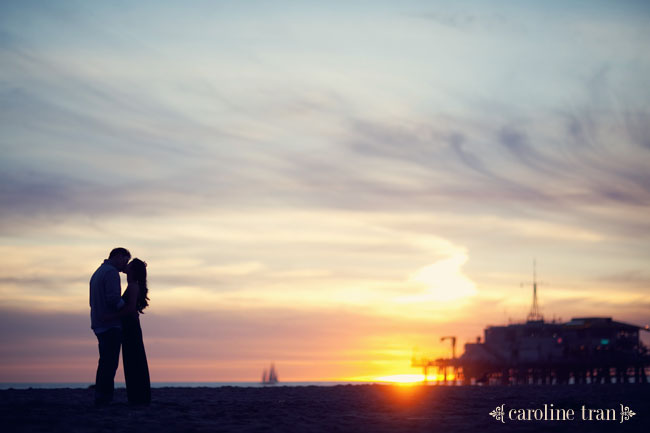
[374,374,427,384]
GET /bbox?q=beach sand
[2,384,648,432]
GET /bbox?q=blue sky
[1,1,649,381]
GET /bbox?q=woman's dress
[121,287,151,405]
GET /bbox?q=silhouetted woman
[119,258,151,405]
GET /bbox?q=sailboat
[261,363,279,385]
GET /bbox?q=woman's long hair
[130,258,149,313]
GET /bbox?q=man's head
[108,247,131,273]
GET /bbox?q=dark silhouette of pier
[413,317,649,385]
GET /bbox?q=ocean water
[0,381,365,390]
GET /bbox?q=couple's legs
[94,328,122,405]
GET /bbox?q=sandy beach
[2,384,648,433]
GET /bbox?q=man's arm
[103,282,139,321]
[105,270,125,311]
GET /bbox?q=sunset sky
[1,0,649,383]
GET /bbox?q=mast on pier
[526,260,543,322]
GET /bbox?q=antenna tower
[526,259,543,322]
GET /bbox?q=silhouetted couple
[90,247,151,406]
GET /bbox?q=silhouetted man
[90,247,130,406]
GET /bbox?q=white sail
[262,363,278,384]
[269,364,278,382]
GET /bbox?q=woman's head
[127,258,149,313]
[127,258,146,281]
